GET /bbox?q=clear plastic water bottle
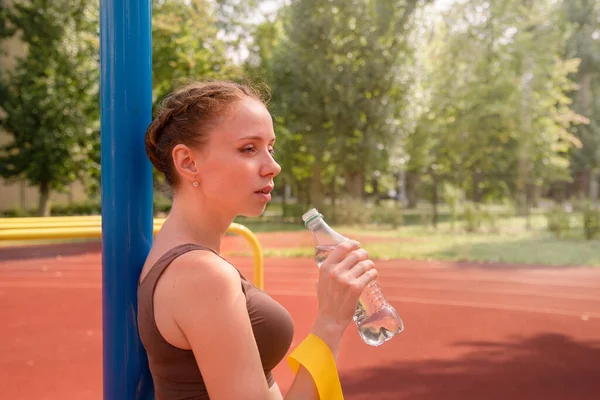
[302,208,404,346]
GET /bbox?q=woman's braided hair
[145,79,269,187]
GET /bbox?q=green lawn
[339,216,599,266]
[252,233,599,267]
[359,232,599,266]
[229,215,600,267]
[2,213,598,267]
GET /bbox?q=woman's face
[193,97,281,217]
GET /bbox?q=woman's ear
[172,144,199,184]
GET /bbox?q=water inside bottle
[314,245,403,346]
[353,282,403,346]
[315,244,337,267]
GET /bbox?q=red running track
[0,239,599,400]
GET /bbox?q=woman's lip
[256,185,274,193]
[255,192,272,201]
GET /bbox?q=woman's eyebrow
[237,135,276,143]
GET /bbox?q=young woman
[137,80,377,399]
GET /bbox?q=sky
[435,0,457,11]
[258,0,458,16]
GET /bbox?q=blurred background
[2,0,598,265]
[0,2,599,399]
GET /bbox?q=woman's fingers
[335,248,369,272]
[347,259,375,280]
[321,240,361,266]
[354,267,378,290]
[322,248,369,286]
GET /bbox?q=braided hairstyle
[145,80,269,187]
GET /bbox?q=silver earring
[193,180,198,187]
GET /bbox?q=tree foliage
[0,0,99,215]
[1,0,598,215]
[406,0,587,207]
[270,0,428,207]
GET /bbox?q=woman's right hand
[311,240,377,356]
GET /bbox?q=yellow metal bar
[225,223,264,291]
[0,221,105,229]
[0,215,102,224]
[0,218,167,230]
[0,226,104,240]
[0,220,264,290]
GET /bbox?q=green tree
[244,14,302,208]
[152,0,240,103]
[271,0,427,209]
[0,0,15,39]
[409,0,584,213]
[561,0,600,200]
[0,0,99,216]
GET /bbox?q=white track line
[263,277,600,301]
[264,269,600,289]
[267,289,600,319]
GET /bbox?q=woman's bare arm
[171,241,375,400]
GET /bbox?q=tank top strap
[138,243,250,290]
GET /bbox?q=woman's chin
[240,206,268,218]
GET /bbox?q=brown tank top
[137,243,295,400]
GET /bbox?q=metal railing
[0,216,264,290]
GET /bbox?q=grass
[338,215,599,266]
[227,214,600,267]
[231,217,304,233]
[363,233,599,266]
[240,233,599,267]
[3,210,598,267]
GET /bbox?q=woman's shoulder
[169,247,241,289]
[143,241,238,282]
[164,248,250,337]
[141,241,243,298]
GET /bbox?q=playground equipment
[0,217,264,290]
[1,2,215,397]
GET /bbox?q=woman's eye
[269,147,275,155]
[242,146,256,153]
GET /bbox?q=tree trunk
[310,161,324,210]
[472,170,482,203]
[516,159,529,215]
[297,180,309,206]
[579,72,592,115]
[591,170,599,202]
[406,171,420,209]
[280,181,289,222]
[431,171,439,229]
[330,178,337,223]
[397,168,408,207]
[345,170,364,200]
[20,181,27,211]
[517,54,534,216]
[531,183,541,208]
[579,72,594,199]
[372,177,381,205]
[525,181,533,230]
[38,181,51,216]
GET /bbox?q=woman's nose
[261,153,281,177]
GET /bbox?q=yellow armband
[287,333,344,400]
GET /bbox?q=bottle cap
[302,208,322,225]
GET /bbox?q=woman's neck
[159,190,235,254]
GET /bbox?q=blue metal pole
[100,1,154,399]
